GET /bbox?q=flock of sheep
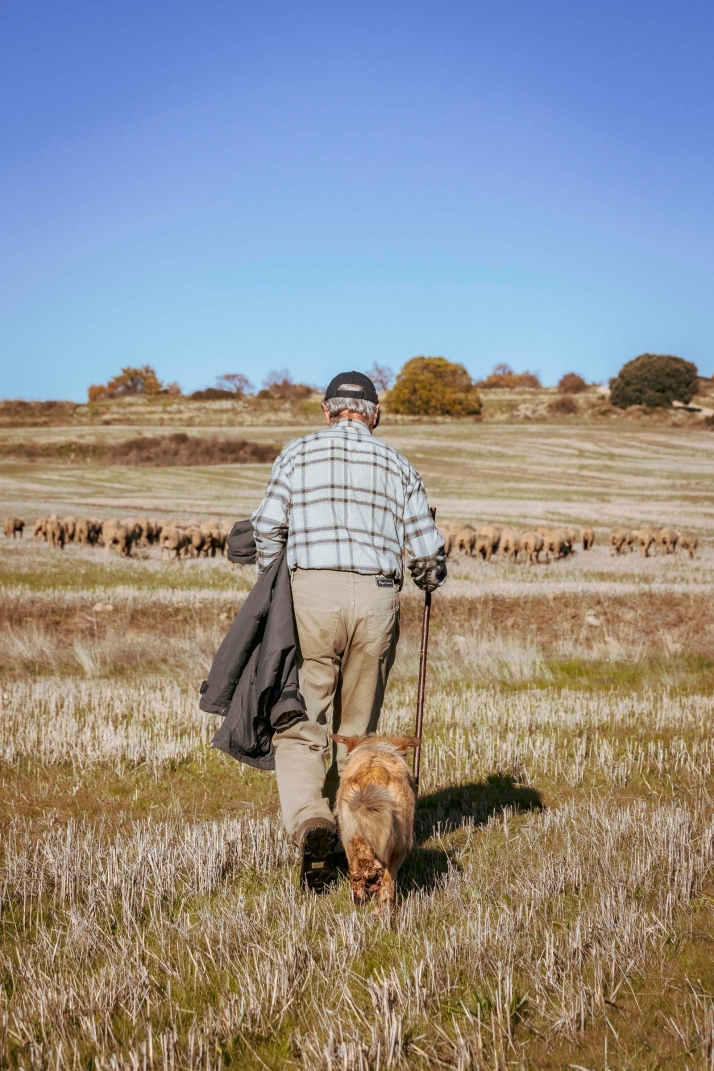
[5,514,700,564]
[5,515,233,559]
[440,522,594,563]
[609,526,698,559]
[441,521,699,562]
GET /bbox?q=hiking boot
[296,818,336,893]
[332,838,349,878]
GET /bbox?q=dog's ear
[331,733,364,752]
[388,735,421,753]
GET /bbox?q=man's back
[252,417,443,582]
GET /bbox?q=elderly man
[251,371,446,889]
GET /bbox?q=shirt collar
[332,418,372,436]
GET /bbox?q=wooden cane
[413,507,436,792]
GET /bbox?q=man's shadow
[400,774,544,892]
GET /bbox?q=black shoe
[332,840,349,878]
[298,820,336,893]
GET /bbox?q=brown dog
[332,733,420,912]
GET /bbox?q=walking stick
[413,508,436,792]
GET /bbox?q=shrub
[548,395,578,415]
[476,363,541,389]
[189,388,237,401]
[609,354,699,409]
[88,365,164,402]
[386,357,481,416]
[558,372,587,394]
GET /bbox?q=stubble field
[1,421,714,1070]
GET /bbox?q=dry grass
[0,434,279,466]
[1,682,714,1068]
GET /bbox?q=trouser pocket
[365,604,400,660]
[294,603,341,659]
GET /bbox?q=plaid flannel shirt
[251,419,446,590]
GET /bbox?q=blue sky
[1,0,713,400]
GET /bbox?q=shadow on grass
[401,774,544,893]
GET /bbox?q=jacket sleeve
[250,451,292,573]
[403,471,447,592]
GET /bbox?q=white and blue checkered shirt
[251,419,446,590]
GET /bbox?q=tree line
[87,353,704,417]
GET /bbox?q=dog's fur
[332,733,420,911]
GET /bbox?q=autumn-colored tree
[215,373,254,395]
[558,372,587,394]
[257,369,314,401]
[609,354,699,409]
[88,365,164,402]
[386,357,481,416]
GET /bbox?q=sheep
[678,532,698,560]
[520,530,544,564]
[499,527,521,562]
[4,517,25,538]
[580,526,595,550]
[453,525,477,556]
[658,528,679,555]
[610,528,629,555]
[633,529,656,558]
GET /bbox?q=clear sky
[1,0,713,400]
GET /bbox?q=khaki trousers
[274,568,400,839]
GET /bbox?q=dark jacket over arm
[199,520,306,770]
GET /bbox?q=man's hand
[411,555,447,592]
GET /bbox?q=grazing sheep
[46,515,65,550]
[63,516,77,542]
[658,528,679,555]
[160,525,189,561]
[561,529,575,555]
[437,521,458,556]
[33,517,47,541]
[101,519,121,548]
[4,517,25,538]
[475,525,501,562]
[678,531,698,559]
[184,526,208,558]
[543,529,569,562]
[634,529,656,557]
[453,525,477,556]
[520,530,544,564]
[499,527,521,562]
[88,518,103,545]
[147,519,162,544]
[121,520,143,545]
[580,526,595,550]
[75,518,91,545]
[610,528,629,555]
[200,519,225,557]
[105,524,133,557]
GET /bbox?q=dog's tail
[345,784,393,862]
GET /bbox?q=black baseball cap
[324,371,379,404]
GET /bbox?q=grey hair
[324,394,377,423]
